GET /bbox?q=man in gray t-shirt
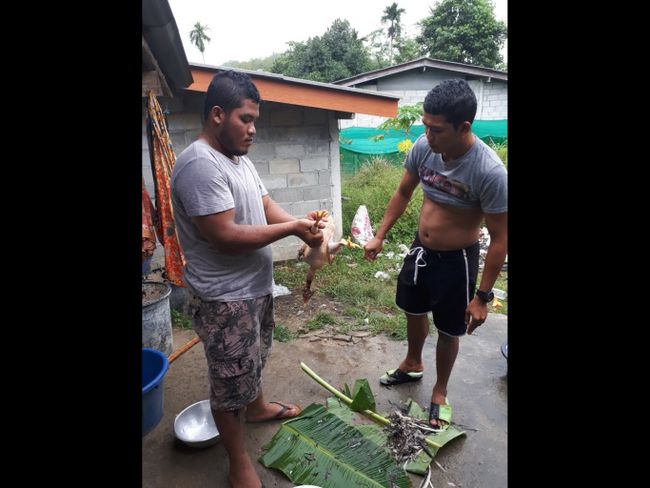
[171,71,324,488]
[364,79,507,431]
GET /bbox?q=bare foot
[429,389,449,429]
[399,359,424,374]
[245,401,302,422]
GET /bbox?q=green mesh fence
[339,120,507,176]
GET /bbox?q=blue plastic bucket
[142,348,169,436]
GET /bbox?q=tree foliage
[381,2,406,64]
[417,0,506,68]
[270,19,373,82]
[189,22,211,63]
[223,53,283,72]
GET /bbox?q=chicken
[297,210,360,305]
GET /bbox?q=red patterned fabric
[142,178,157,262]
[146,92,186,287]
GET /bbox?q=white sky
[168,0,507,67]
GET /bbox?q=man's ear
[210,105,226,125]
[459,121,472,134]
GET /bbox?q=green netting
[339,120,507,176]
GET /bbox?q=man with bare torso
[364,79,507,430]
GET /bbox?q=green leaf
[350,379,376,412]
[260,403,411,487]
[405,398,467,457]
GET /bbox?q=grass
[171,309,193,329]
[306,311,338,330]
[274,152,508,341]
[274,324,298,342]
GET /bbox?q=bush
[341,157,422,245]
[489,140,508,170]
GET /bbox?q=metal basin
[174,400,220,448]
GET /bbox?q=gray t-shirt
[404,134,507,213]
[171,139,273,301]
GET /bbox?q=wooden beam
[142,37,172,97]
[187,69,397,118]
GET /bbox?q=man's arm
[192,207,321,255]
[263,195,299,224]
[364,170,420,260]
[477,212,508,295]
[466,212,507,334]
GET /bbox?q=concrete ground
[142,314,507,487]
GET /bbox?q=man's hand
[465,297,489,335]
[363,236,384,261]
[294,219,325,247]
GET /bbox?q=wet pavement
[142,313,507,487]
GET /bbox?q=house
[334,56,507,128]
[142,63,399,263]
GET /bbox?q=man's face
[422,112,462,155]
[219,99,259,156]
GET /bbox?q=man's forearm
[196,218,296,255]
[264,198,296,224]
[477,241,507,292]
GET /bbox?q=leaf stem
[300,361,443,449]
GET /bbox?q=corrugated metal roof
[334,56,507,86]
[188,63,401,100]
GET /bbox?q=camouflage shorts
[188,293,275,412]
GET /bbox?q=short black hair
[423,79,477,129]
[203,70,261,121]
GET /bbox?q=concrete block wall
[247,102,342,261]
[477,80,507,120]
[142,95,342,266]
[340,76,507,128]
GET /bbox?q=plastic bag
[350,205,374,247]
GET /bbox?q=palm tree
[189,22,211,63]
[381,2,406,64]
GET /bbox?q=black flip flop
[379,368,423,386]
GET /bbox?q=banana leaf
[350,379,376,412]
[259,403,411,487]
[405,398,466,458]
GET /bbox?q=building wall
[143,93,342,268]
[340,70,507,128]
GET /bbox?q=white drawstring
[408,246,426,284]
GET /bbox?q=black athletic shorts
[396,233,480,337]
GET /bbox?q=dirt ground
[143,285,508,488]
[273,291,360,336]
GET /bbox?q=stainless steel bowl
[174,400,220,448]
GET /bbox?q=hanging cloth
[146,91,185,287]
[142,177,157,261]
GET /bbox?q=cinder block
[300,157,330,172]
[276,144,306,158]
[288,172,318,187]
[247,143,276,161]
[318,170,331,186]
[270,158,300,174]
[292,199,322,217]
[271,187,303,203]
[303,186,332,200]
[270,108,303,126]
[304,109,328,125]
[260,174,287,190]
